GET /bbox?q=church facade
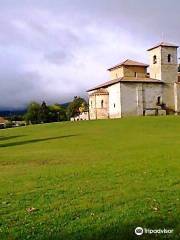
[87,42,180,119]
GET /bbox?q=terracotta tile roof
[89,88,109,96]
[0,117,8,124]
[87,79,120,92]
[147,42,179,51]
[107,59,149,71]
[87,77,164,92]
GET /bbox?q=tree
[48,104,67,122]
[25,101,68,124]
[39,101,49,123]
[25,102,41,124]
[66,97,88,119]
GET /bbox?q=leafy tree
[66,97,88,119]
[25,101,68,124]
[79,102,88,113]
[48,104,67,122]
[25,102,41,124]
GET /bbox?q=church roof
[147,42,179,51]
[107,59,149,71]
[87,77,164,92]
[89,88,109,96]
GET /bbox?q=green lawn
[0,117,180,240]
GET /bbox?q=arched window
[153,55,157,64]
[168,54,171,63]
[91,101,93,108]
[114,103,116,108]
[101,100,104,108]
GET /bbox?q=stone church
[87,42,180,119]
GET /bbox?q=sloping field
[0,117,179,239]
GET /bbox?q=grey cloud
[0,70,42,109]
[0,0,180,109]
[44,50,74,65]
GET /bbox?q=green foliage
[66,96,88,119]
[25,102,67,124]
[24,97,87,124]
[39,101,49,123]
[0,117,179,239]
[25,102,41,124]
[48,104,67,122]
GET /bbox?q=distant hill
[61,102,70,108]
[0,109,27,117]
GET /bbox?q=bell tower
[148,42,179,111]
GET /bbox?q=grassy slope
[0,117,179,240]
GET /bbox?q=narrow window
[91,101,92,108]
[168,54,171,63]
[101,100,104,108]
[157,96,161,105]
[134,72,137,77]
[114,103,116,108]
[153,55,157,64]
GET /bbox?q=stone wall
[174,83,180,113]
[161,47,178,110]
[89,93,96,120]
[123,66,147,78]
[148,47,162,80]
[148,46,178,110]
[109,65,147,80]
[108,83,121,118]
[89,92,109,120]
[71,112,89,121]
[120,82,163,117]
[143,83,163,109]
[110,67,124,80]
[121,83,138,117]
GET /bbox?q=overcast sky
[1,0,180,109]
